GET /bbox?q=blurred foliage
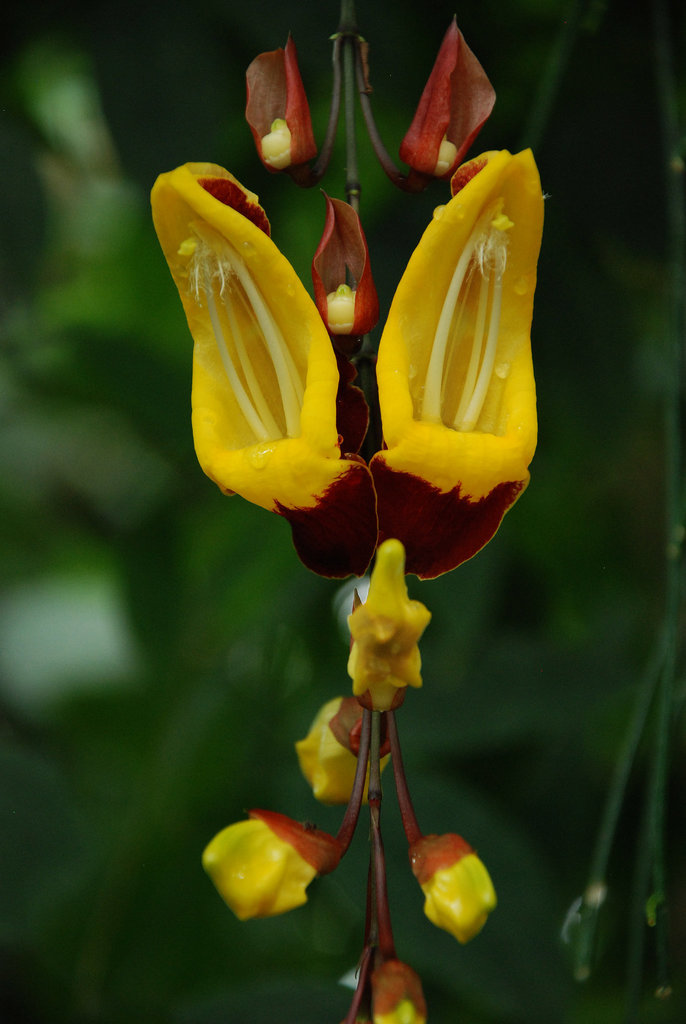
[1,0,685,1022]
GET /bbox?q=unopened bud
[261,118,292,169]
[433,135,458,177]
[326,283,357,334]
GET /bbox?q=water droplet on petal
[513,276,528,296]
[241,240,256,259]
[495,362,510,379]
[286,281,296,297]
[432,205,446,221]
[248,445,272,469]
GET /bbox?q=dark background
[1,0,684,1021]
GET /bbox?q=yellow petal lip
[202,818,317,920]
[295,696,388,804]
[373,149,543,577]
[420,852,497,944]
[151,164,378,577]
[376,148,542,492]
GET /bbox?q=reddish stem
[336,707,371,852]
[387,711,423,845]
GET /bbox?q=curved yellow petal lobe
[151,164,377,577]
[372,149,543,578]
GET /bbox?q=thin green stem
[573,646,661,981]
[518,0,582,152]
[641,0,685,1000]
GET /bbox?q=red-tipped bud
[312,195,379,351]
[246,35,317,172]
[249,808,343,875]
[409,833,496,943]
[399,18,495,181]
[371,960,427,1024]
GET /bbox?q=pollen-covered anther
[326,283,357,335]
[260,118,293,170]
[433,135,458,177]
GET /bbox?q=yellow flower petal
[372,149,543,578]
[202,818,317,920]
[151,163,377,577]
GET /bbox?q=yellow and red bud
[371,960,427,1024]
[399,18,495,181]
[246,35,317,173]
[295,697,388,804]
[202,809,341,920]
[409,833,496,943]
[312,194,379,349]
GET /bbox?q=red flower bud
[371,960,427,1024]
[312,195,379,348]
[399,18,495,181]
[246,35,317,172]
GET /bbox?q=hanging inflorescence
[151,5,544,1021]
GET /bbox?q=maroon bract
[312,194,379,351]
[246,35,317,173]
[400,18,495,182]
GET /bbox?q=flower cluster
[152,10,543,1021]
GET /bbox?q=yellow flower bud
[433,135,458,177]
[260,117,293,169]
[202,818,317,920]
[410,833,496,943]
[347,539,431,710]
[295,697,388,804]
[326,283,357,335]
[203,809,341,920]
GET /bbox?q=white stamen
[204,273,271,442]
[422,212,491,423]
[223,290,282,439]
[187,229,305,441]
[455,269,504,431]
[422,204,511,434]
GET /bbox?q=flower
[245,35,316,173]
[151,163,377,578]
[295,696,388,804]
[312,194,379,349]
[399,18,495,182]
[409,832,497,943]
[370,148,544,578]
[202,809,341,919]
[347,539,431,710]
[152,150,542,580]
[371,960,427,1024]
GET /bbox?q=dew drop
[248,445,272,469]
[241,240,256,259]
[286,281,296,297]
[494,362,510,379]
[432,205,446,221]
[513,276,528,296]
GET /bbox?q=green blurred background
[1,0,684,1021]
